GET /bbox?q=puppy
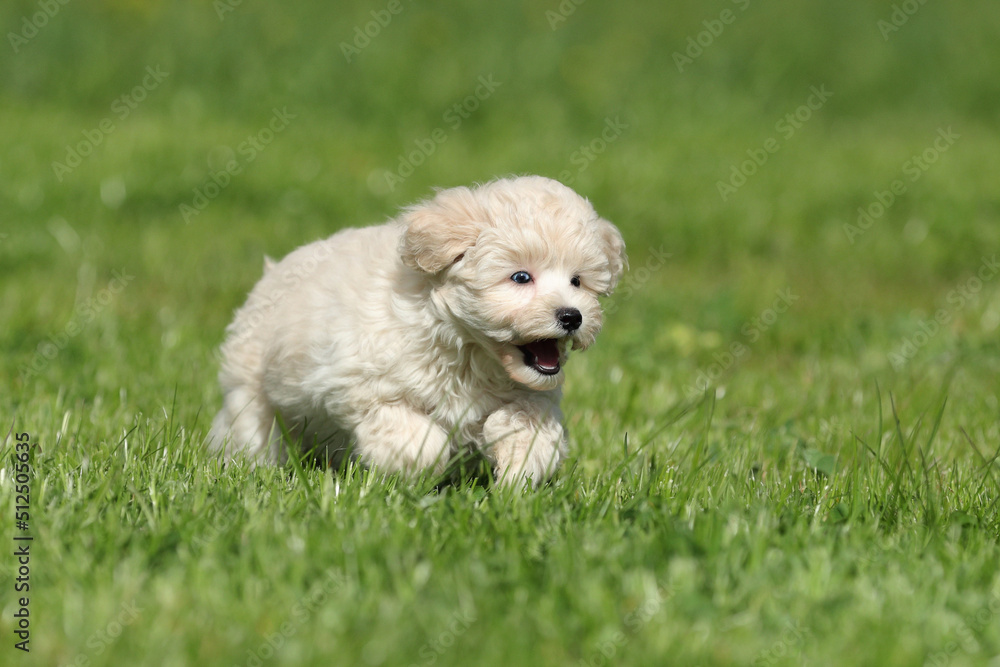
[208,176,626,487]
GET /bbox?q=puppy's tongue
[521,339,560,374]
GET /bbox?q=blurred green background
[3,0,999,399]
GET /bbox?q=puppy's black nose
[556,307,582,332]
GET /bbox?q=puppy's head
[400,176,627,390]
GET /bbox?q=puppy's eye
[510,271,532,284]
[571,275,581,287]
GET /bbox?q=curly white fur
[208,175,626,487]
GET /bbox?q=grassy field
[3,1,1000,665]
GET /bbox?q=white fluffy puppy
[208,175,626,487]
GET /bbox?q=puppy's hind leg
[353,405,452,479]
[208,386,284,465]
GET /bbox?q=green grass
[3,1,1000,665]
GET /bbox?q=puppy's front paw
[354,404,453,478]
[483,402,566,488]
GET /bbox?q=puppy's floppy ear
[594,217,627,295]
[399,186,489,273]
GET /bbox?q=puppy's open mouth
[517,339,562,375]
